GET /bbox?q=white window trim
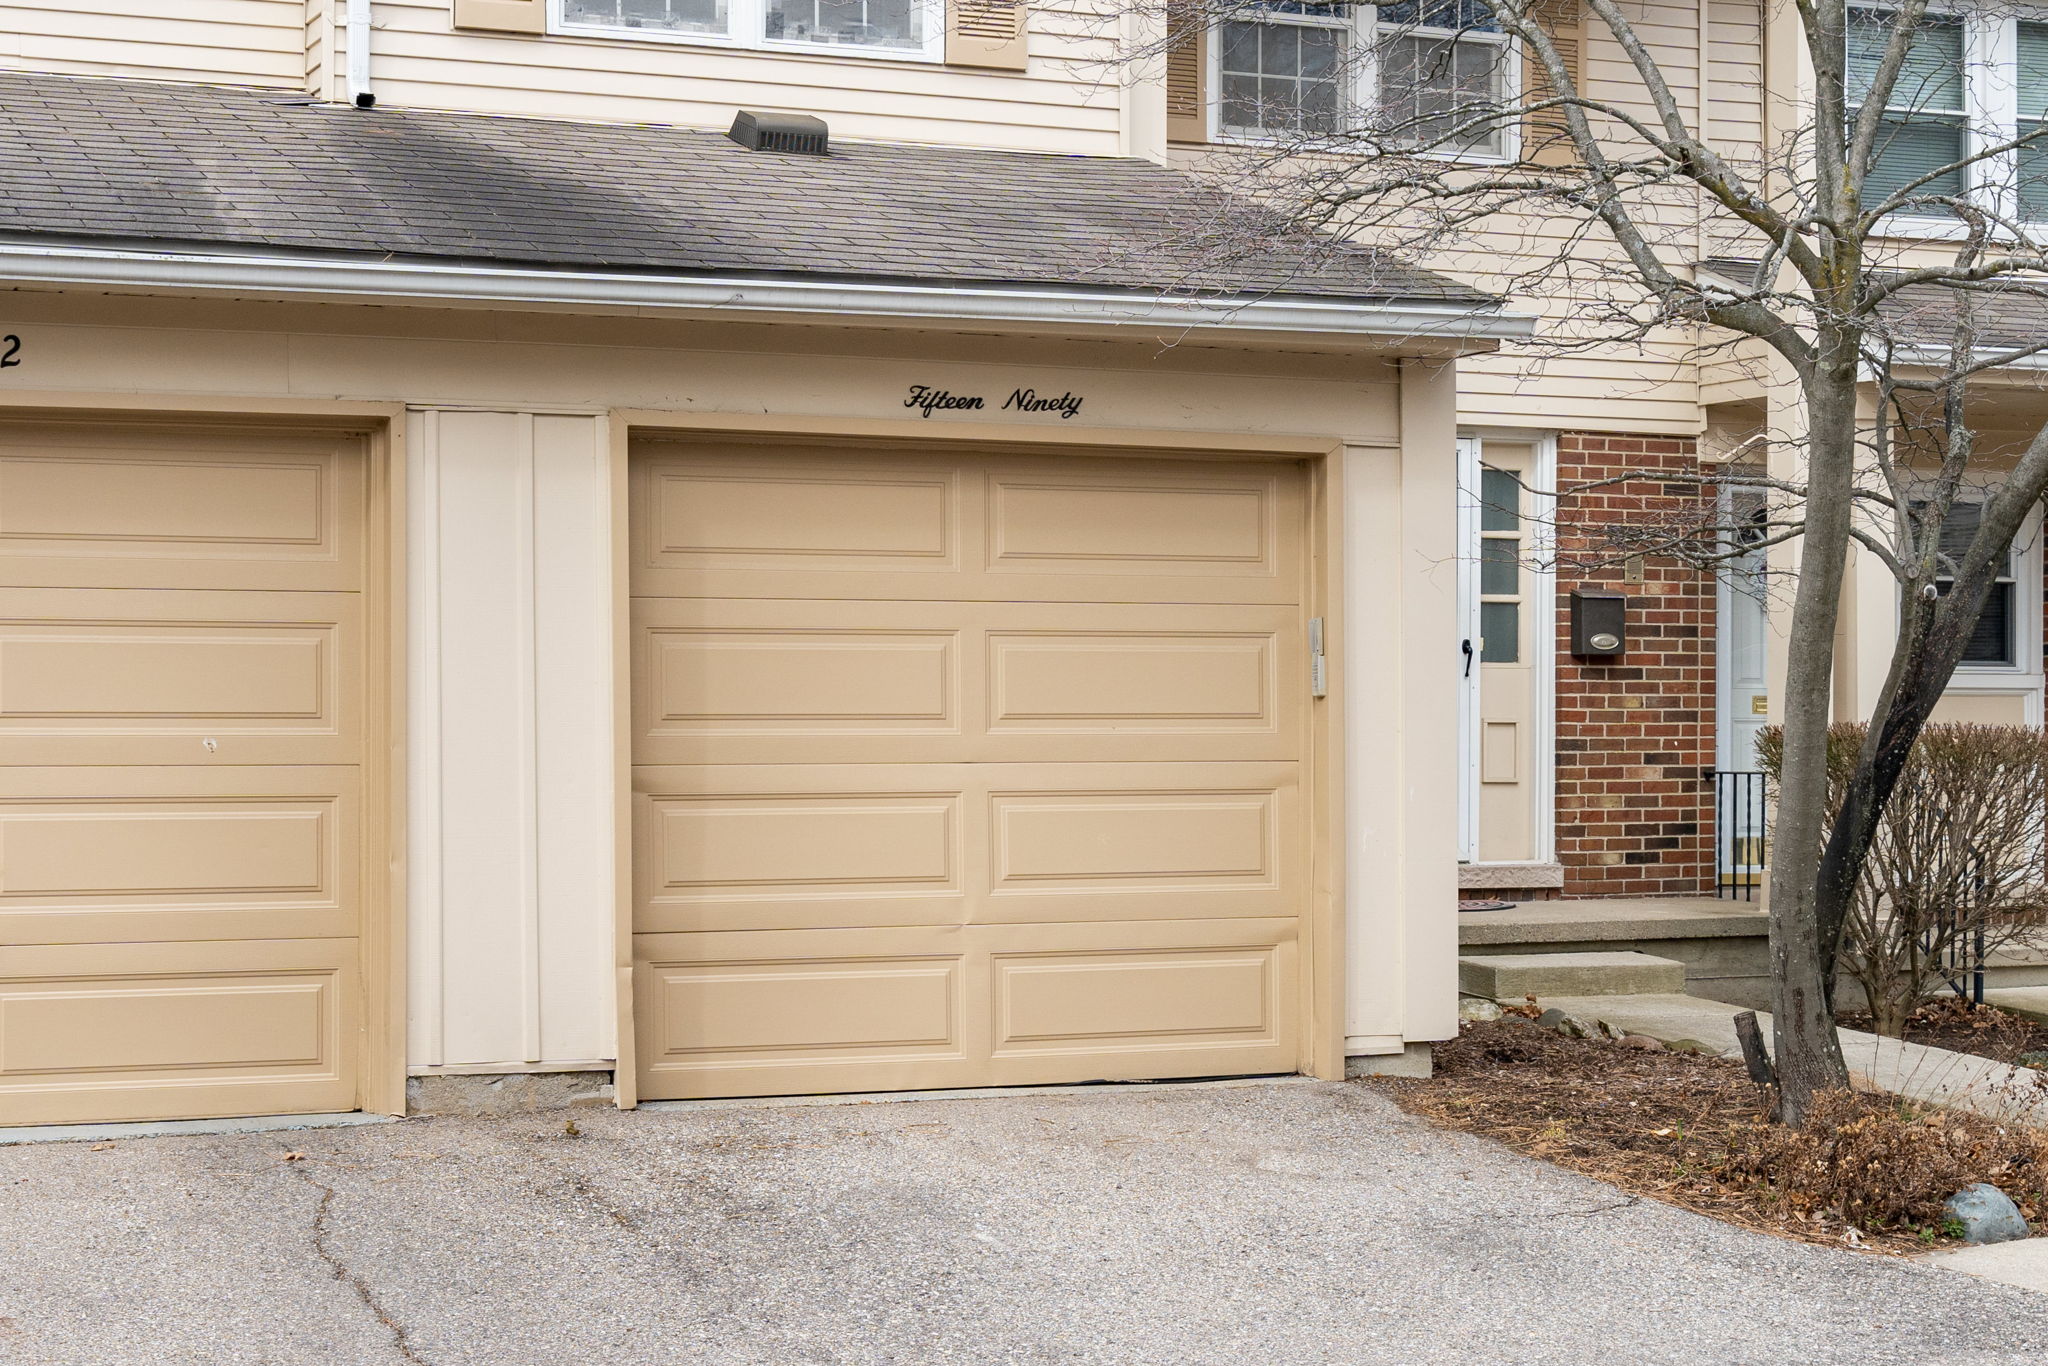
[1853,4,2048,235]
[1946,501,2042,683]
[547,0,944,63]
[1900,497,2044,687]
[1208,4,1520,163]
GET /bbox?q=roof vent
[728,110,829,157]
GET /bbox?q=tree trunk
[1765,359,1856,1125]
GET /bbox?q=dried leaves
[1378,1019,2048,1254]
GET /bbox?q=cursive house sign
[904,384,1084,421]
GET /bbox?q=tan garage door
[631,439,1310,1099]
[0,421,371,1126]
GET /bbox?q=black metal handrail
[1714,770,1767,901]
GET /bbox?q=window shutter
[453,0,544,34]
[1522,0,1582,166]
[947,0,1028,70]
[1165,0,1209,143]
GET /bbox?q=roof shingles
[0,70,1491,307]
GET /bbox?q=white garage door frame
[0,389,411,1122]
[607,410,1350,1105]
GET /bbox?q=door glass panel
[1480,467,1520,532]
[1479,538,1519,594]
[1480,600,1519,663]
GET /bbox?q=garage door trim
[608,414,1347,1103]
[0,395,408,1122]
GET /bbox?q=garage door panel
[984,462,1289,576]
[0,589,362,766]
[634,786,966,933]
[632,920,1297,1097]
[634,762,1294,927]
[632,598,1299,765]
[631,444,1299,605]
[986,625,1291,739]
[981,780,1298,925]
[980,918,1297,1084]
[634,926,987,1097]
[0,768,359,946]
[0,938,357,1125]
[632,449,965,588]
[0,427,365,592]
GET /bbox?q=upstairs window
[1219,4,1349,138]
[559,0,936,57]
[1376,0,1510,154]
[766,0,921,47]
[1847,8,2048,222]
[1216,0,1512,155]
[1847,8,1968,206]
[2019,22,2048,218]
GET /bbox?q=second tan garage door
[631,438,1310,1099]
[0,421,372,1126]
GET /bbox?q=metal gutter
[0,242,1537,346]
[1882,344,2048,374]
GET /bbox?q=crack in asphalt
[283,1156,432,1366]
[1546,1196,1643,1218]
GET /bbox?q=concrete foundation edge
[1345,1044,1433,1079]
[406,1070,618,1117]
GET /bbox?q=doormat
[1458,899,1517,912]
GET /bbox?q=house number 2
[0,335,20,368]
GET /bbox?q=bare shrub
[1720,1089,2048,1232]
[1758,723,2048,1036]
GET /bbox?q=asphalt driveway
[4,1078,2047,1365]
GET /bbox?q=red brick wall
[1553,433,1717,897]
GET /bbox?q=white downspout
[347,0,374,107]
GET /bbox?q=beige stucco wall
[0,289,1462,1072]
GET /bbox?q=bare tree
[1117,0,2048,1122]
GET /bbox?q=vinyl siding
[364,0,1123,153]
[1451,0,1743,433]
[0,0,308,85]
[0,0,1125,153]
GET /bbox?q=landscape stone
[1620,1034,1665,1050]
[1458,997,1503,1022]
[1664,1039,1723,1056]
[1946,1184,2031,1245]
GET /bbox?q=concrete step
[1458,898,1768,950]
[1458,951,1687,1000]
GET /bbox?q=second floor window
[1848,9,1966,206]
[561,0,931,56]
[1849,7,2048,220]
[2019,22,2048,217]
[1217,0,1512,155]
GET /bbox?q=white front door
[1717,532,1769,771]
[1716,520,1769,886]
[1459,438,1545,866]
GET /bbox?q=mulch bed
[1373,1017,2048,1256]
[1836,998,2048,1067]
